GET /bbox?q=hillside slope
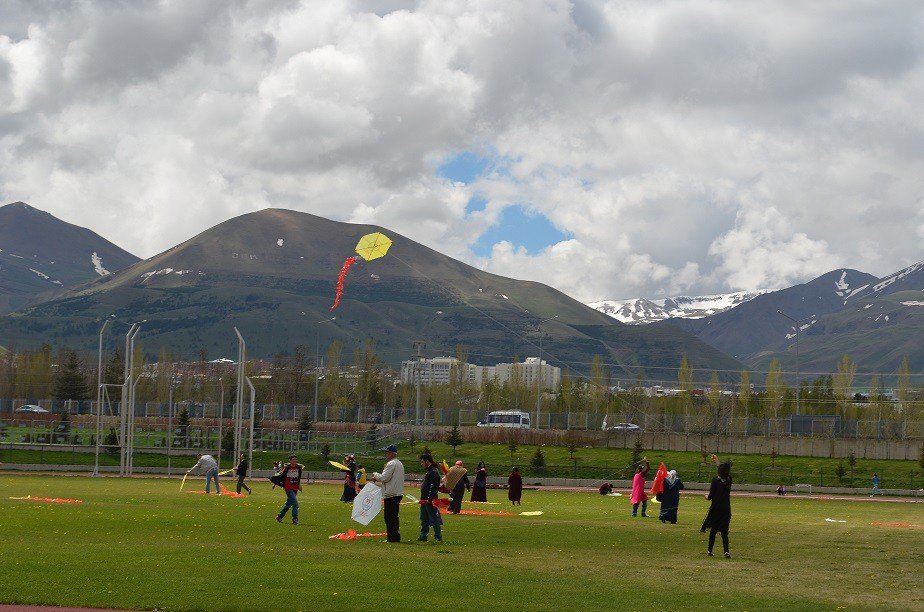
[0,202,139,313]
[0,208,740,376]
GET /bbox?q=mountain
[0,208,741,377]
[657,269,879,361]
[0,202,139,314]
[588,291,765,324]
[750,261,924,377]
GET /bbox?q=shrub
[320,444,332,461]
[770,447,778,469]
[531,447,546,473]
[366,424,380,449]
[847,451,856,474]
[507,435,519,459]
[631,437,644,466]
[835,463,846,482]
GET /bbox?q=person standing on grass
[371,444,405,543]
[507,467,523,506]
[700,454,732,558]
[234,453,252,495]
[188,453,220,494]
[630,458,650,516]
[356,464,367,491]
[658,470,684,524]
[340,454,358,503]
[445,460,470,514]
[418,453,443,542]
[276,454,303,525]
[871,472,880,496]
[471,461,488,502]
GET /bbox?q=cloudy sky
[1,1,922,302]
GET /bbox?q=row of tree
[0,344,919,429]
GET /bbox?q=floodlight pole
[119,324,138,476]
[217,377,224,468]
[233,327,246,461]
[246,376,256,485]
[534,315,558,430]
[126,325,141,476]
[93,319,111,477]
[777,309,808,416]
[312,317,335,423]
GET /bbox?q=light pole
[777,309,811,416]
[534,315,558,429]
[312,317,336,423]
[217,377,224,468]
[93,317,112,477]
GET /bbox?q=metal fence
[1,400,921,439]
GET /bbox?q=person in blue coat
[658,470,684,524]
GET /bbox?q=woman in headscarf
[340,454,358,503]
[700,454,733,558]
[507,467,523,505]
[630,458,650,517]
[658,469,684,524]
[444,460,470,514]
[471,461,488,502]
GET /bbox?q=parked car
[14,404,49,414]
[605,422,642,432]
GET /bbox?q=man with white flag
[372,444,405,542]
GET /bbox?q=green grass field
[1,474,922,610]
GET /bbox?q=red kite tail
[330,256,359,310]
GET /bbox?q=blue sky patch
[472,205,571,257]
[437,151,491,184]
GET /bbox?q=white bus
[476,410,531,428]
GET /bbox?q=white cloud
[0,0,922,302]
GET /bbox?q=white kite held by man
[352,483,383,526]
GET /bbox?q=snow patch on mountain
[901,301,924,306]
[91,252,110,276]
[870,261,924,294]
[29,268,49,280]
[588,291,766,324]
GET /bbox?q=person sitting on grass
[777,484,786,496]
[701,454,733,559]
[630,458,650,516]
[188,453,220,495]
[599,482,613,495]
[276,454,303,525]
[418,453,443,542]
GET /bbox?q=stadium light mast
[93,317,112,477]
[233,327,246,461]
[777,309,810,416]
[313,317,336,423]
[534,315,558,429]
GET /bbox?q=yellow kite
[354,232,392,261]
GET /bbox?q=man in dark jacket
[235,453,252,495]
[418,453,443,542]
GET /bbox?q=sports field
[1,474,921,611]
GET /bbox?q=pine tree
[366,423,380,449]
[631,437,644,466]
[53,350,90,402]
[530,447,546,473]
[445,422,464,454]
[298,409,313,434]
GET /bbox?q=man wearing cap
[372,444,405,543]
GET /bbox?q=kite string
[386,251,582,375]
